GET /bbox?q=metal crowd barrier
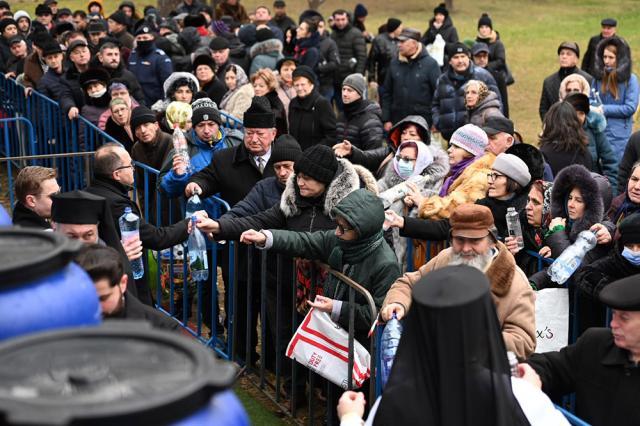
[0,75,591,425]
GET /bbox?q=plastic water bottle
[548,230,597,285]
[590,87,603,107]
[380,313,403,388]
[185,194,203,218]
[119,207,144,279]
[172,124,191,174]
[507,351,520,377]
[379,175,427,210]
[187,215,209,282]
[505,207,524,249]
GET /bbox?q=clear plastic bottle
[378,175,427,210]
[548,230,597,285]
[119,207,144,279]
[507,351,520,377]
[184,193,204,247]
[172,124,191,175]
[187,215,209,282]
[380,313,403,388]
[590,87,603,107]
[505,207,524,249]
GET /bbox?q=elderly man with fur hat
[381,203,536,358]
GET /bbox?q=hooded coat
[382,241,536,358]
[378,141,449,262]
[336,98,384,151]
[263,189,400,341]
[432,64,501,141]
[583,110,618,191]
[591,36,640,160]
[529,166,615,290]
[249,38,284,75]
[466,90,504,127]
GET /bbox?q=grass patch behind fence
[12,0,640,141]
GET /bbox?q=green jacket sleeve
[270,229,336,261]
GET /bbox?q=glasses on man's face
[336,222,354,234]
[487,172,505,182]
[115,163,134,172]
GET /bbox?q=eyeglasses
[487,172,505,181]
[336,222,354,234]
[115,163,134,171]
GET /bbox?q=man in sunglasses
[381,203,536,359]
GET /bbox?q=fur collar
[484,242,516,297]
[551,165,604,240]
[249,38,283,59]
[399,41,423,63]
[280,158,378,217]
[594,36,632,82]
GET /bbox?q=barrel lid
[0,228,83,288]
[0,322,238,425]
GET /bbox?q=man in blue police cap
[127,23,173,105]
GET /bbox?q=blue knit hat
[449,124,488,157]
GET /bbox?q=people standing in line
[591,36,639,163]
[475,13,510,117]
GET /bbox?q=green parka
[266,189,401,336]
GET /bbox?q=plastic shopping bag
[534,288,569,353]
[286,308,370,389]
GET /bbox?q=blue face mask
[397,159,415,179]
[622,247,640,266]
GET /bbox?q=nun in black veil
[337,265,569,425]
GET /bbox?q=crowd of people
[3,0,640,424]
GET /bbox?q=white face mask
[89,87,107,98]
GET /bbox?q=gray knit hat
[491,153,531,187]
[342,73,367,99]
[449,124,488,157]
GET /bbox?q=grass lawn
[13,0,640,142]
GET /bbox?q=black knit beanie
[478,13,492,29]
[271,135,302,163]
[192,97,221,126]
[619,215,640,245]
[433,3,448,17]
[130,106,157,130]
[243,96,275,128]
[295,145,338,184]
[386,18,401,33]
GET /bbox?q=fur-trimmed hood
[551,165,605,240]
[280,158,378,217]
[249,38,283,59]
[594,36,632,82]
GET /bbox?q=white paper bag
[534,288,569,353]
[286,308,370,389]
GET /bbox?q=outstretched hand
[240,229,267,246]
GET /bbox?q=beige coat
[382,242,536,358]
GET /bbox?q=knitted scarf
[439,156,477,196]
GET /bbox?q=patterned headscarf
[464,80,490,108]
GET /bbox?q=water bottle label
[121,230,139,242]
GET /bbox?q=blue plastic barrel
[0,323,249,425]
[0,229,101,341]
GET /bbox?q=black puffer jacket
[421,15,459,46]
[330,23,367,81]
[288,89,336,150]
[336,99,383,150]
[58,65,85,114]
[432,64,500,141]
[316,33,340,92]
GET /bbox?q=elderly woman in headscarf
[377,139,449,264]
[220,64,254,120]
[464,79,503,127]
